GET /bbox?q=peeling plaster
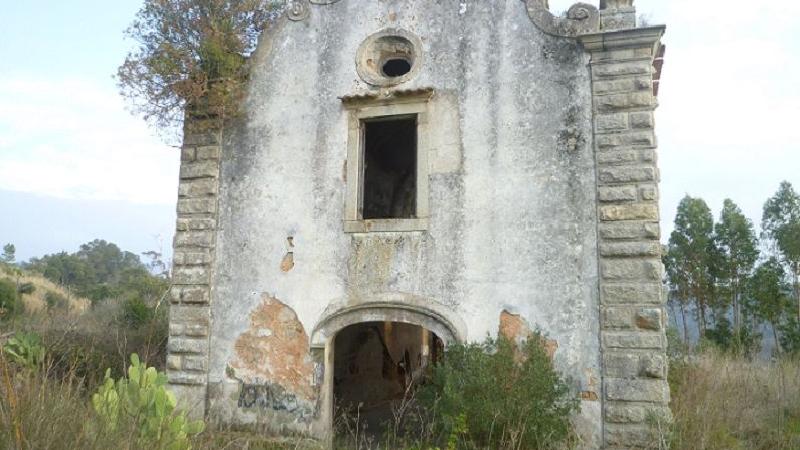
[499,310,558,360]
[229,295,314,401]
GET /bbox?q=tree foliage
[25,239,169,307]
[665,184,800,355]
[2,243,15,264]
[117,0,282,140]
[762,181,800,321]
[746,258,792,353]
[714,199,758,337]
[666,196,718,337]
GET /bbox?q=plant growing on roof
[117,0,282,142]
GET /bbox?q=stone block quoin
[167,123,222,403]
[581,26,671,448]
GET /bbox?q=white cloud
[0,76,179,205]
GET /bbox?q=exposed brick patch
[581,390,599,401]
[498,310,557,360]
[230,295,315,400]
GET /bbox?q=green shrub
[92,354,205,449]
[41,307,169,388]
[666,326,690,360]
[0,278,22,319]
[703,318,761,356]
[3,331,46,370]
[779,318,800,355]
[17,282,35,295]
[121,297,155,329]
[418,336,578,449]
[45,290,69,311]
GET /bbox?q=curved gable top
[284,0,601,37]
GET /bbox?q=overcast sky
[1,0,798,261]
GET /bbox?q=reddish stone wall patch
[498,310,558,360]
[230,295,314,400]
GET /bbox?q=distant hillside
[0,264,90,313]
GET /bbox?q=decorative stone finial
[599,0,636,31]
[600,0,634,9]
[522,0,600,37]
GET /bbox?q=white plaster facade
[166,1,669,448]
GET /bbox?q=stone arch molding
[310,293,467,348]
[522,0,600,37]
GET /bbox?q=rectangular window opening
[361,116,417,219]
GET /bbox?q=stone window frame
[342,94,431,233]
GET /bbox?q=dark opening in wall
[334,321,442,437]
[382,58,412,77]
[362,116,417,219]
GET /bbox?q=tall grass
[6,298,800,450]
[0,299,171,449]
[0,352,320,450]
[667,351,800,449]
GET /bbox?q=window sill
[343,218,429,233]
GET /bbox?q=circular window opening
[382,58,412,77]
[357,30,422,86]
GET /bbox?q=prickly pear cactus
[92,354,205,449]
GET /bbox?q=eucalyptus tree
[714,199,758,336]
[666,196,719,337]
[664,244,691,343]
[747,258,792,354]
[761,181,800,321]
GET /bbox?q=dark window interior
[382,58,412,77]
[362,117,417,219]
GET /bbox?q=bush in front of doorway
[418,335,579,450]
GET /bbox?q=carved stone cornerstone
[580,25,671,449]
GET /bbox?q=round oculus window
[356,29,422,86]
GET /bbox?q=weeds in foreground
[333,336,579,450]
[666,350,800,450]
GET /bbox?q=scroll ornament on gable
[522,0,600,37]
[287,0,342,21]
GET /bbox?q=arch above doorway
[310,293,466,348]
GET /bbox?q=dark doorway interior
[361,117,417,219]
[333,321,441,437]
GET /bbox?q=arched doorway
[308,296,465,442]
[333,321,443,435]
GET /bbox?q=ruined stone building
[166,0,669,448]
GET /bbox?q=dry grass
[4,348,799,450]
[0,270,90,314]
[667,351,800,450]
[4,286,800,450]
[0,353,320,450]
